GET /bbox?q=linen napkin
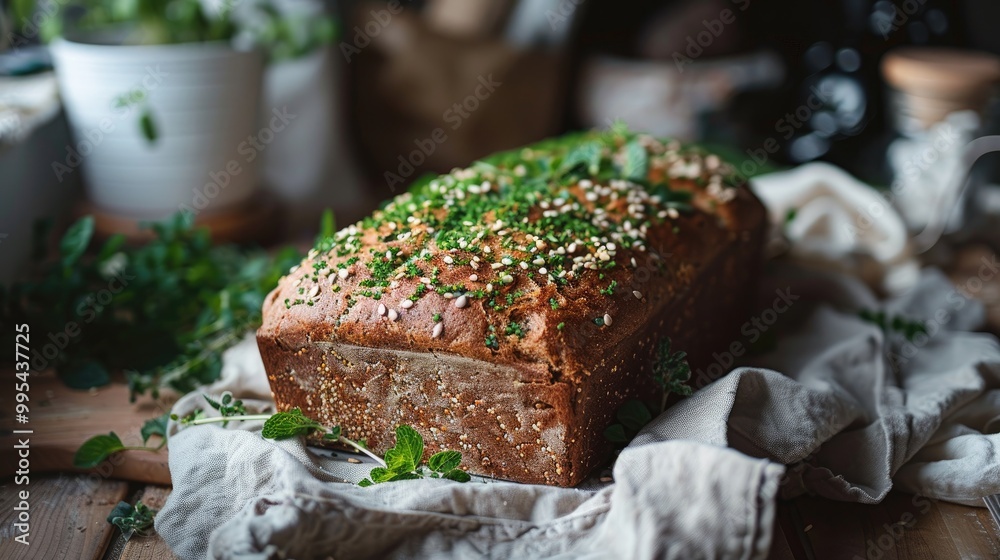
[156,262,1000,559]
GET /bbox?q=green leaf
[616,400,652,432]
[603,424,629,443]
[621,140,648,181]
[60,216,94,267]
[74,432,125,468]
[139,108,158,143]
[358,478,373,487]
[106,499,156,541]
[368,467,392,483]
[388,425,423,472]
[140,413,169,445]
[428,450,461,473]
[261,408,323,440]
[442,469,471,482]
[202,393,222,411]
[559,141,602,176]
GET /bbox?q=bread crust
[258,133,767,486]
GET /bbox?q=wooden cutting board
[0,371,171,485]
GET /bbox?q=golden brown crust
[258,133,767,486]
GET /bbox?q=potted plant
[7,0,335,219]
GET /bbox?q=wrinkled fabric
[157,266,1000,559]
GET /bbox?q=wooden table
[1,376,998,559]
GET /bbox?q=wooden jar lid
[882,48,1000,128]
[882,47,1000,99]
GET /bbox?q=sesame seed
[385,250,393,260]
[501,275,513,284]
[486,284,493,293]
[519,262,528,270]
[532,257,545,265]
[603,313,613,326]
[491,262,503,270]
[443,255,454,264]
[420,277,432,284]
[633,290,642,299]
[469,274,479,281]
[377,303,387,316]
[454,295,468,308]
[501,257,513,266]
[539,267,548,275]
[308,285,320,298]
[388,309,399,321]
[400,299,414,309]
[338,269,349,280]
[432,322,444,338]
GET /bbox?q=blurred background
[2,0,1000,286]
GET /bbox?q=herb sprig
[107,500,157,541]
[0,212,303,400]
[170,398,471,486]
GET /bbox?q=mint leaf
[140,413,169,445]
[616,400,652,432]
[442,469,471,482]
[560,141,602,176]
[358,478,373,487]
[261,408,323,440]
[384,425,423,473]
[107,499,156,541]
[60,216,94,267]
[369,467,393,483]
[621,140,648,181]
[74,432,125,468]
[428,450,461,473]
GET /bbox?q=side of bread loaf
[258,130,767,486]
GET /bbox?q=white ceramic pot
[49,39,264,218]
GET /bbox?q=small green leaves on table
[107,499,157,541]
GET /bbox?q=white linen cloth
[156,263,1000,559]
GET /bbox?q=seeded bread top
[259,127,765,382]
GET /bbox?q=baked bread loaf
[258,129,767,486]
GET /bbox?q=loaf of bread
[258,129,767,486]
